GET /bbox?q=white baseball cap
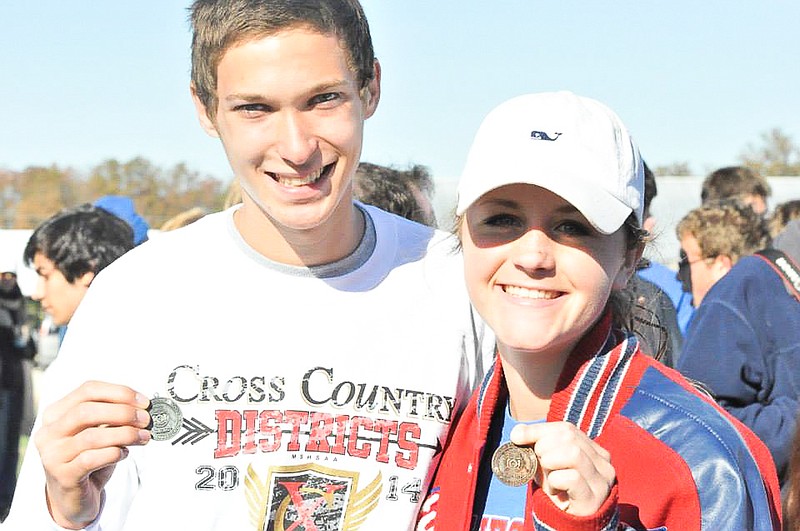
[456,91,644,235]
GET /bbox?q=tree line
[653,128,800,177]
[1,127,798,229]
[0,157,228,230]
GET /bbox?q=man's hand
[35,381,152,529]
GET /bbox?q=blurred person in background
[630,160,685,366]
[354,162,438,227]
[159,207,208,232]
[23,204,135,341]
[93,195,150,246]
[675,200,768,309]
[637,161,695,339]
[701,165,771,216]
[768,199,800,239]
[0,262,33,521]
[676,200,800,495]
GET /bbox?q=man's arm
[7,381,151,530]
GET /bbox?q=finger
[544,465,614,516]
[42,381,150,426]
[534,431,613,486]
[38,401,153,445]
[544,467,592,499]
[509,422,546,447]
[39,425,151,481]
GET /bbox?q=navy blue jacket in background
[677,254,800,490]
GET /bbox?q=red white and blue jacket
[417,313,782,530]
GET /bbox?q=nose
[31,276,45,302]
[275,110,318,166]
[512,229,555,274]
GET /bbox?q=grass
[17,435,28,476]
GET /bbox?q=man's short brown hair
[701,166,771,206]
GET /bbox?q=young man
[6,2,492,530]
[676,201,800,493]
[23,204,135,329]
[675,200,768,308]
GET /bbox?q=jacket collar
[476,311,638,440]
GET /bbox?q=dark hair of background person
[643,160,657,217]
[622,159,681,367]
[353,162,438,227]
[768,200,800,239]
[23,204,135,282]
[701,166,772,205]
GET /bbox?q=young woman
[417,91,782,530]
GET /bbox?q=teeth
[274,166,325,187]
[504,285,558,300]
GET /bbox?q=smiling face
[193,28,380,263]
[462,184,638,363]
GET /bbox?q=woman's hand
[510,421,615,516]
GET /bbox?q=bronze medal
[491,441,538,487]
[147,396,183,442]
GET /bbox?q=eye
[309,92,341,108]
[233,103,271,116]
[554,219,593,237]
[482,213,523,229]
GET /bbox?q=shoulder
[616,362,776,507]
[363,203,461,270]
[699,254,790,313]
[99,209,232,275]
[616,360,775,529]
[77,209,236,307]
[714,254,778,286]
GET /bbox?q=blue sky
[2,1,799,189]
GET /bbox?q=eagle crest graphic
[246,463,382,530]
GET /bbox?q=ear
[362,59,381,119]
[612,243,645,291]
[78,271,96,288]
[191,83,220,138]
[642,215,656,235]
[712,254,733,281]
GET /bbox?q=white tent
[0,229,36,296]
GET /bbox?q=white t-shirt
[8,204,494,531]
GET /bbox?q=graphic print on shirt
[158,364,455,530]
[246,463,381,530]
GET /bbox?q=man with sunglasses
[676,199,800,496]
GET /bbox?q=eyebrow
[223,80,351,104]
[481,197,580,215]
